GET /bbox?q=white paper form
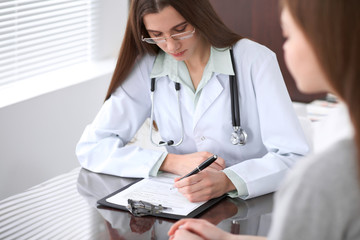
[106,173,206,216]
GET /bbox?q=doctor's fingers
[177,172,226,202]
[174,169,211,188]
[180,185,219,202]
[213,156,226,170]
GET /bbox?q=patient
[168,0,360,239]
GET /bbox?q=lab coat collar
[162,73,225,130]
[149,47,235,82]
[208,47,235,76]
[193,75,225,129]
[150,47,232,129]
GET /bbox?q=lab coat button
[201,136,206,141]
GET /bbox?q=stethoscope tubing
[149,79,184,147]
[229,48,241,127]
[149,47,247,147]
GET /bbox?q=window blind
[0,0,98,86]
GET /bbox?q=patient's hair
[105,0,242,100]
[280,0,360,168]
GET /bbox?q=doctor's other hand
[160,152,225,176]
[174,169,235,202]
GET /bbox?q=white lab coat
[76,39,309,199]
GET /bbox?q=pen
[178,154,218,181]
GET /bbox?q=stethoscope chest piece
[231,126,247,145]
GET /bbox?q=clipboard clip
[127,199,172,217]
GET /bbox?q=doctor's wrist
[160,153,180,174]
[223,173,237,193]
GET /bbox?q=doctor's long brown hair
[105,0,242,100]
[280,0,360,169]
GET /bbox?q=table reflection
[0,168,106,240]
[77,168,176,239]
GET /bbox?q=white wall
[0,0,128,200]
[0,76,110,200]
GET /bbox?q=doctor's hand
[160,152,225,176]
[174,169,235,202]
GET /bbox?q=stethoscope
[149,48,247,147]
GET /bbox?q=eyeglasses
[142,28,196,44]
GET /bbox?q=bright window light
[0,0,98,86]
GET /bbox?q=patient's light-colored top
[269,103,360,239]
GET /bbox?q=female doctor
[76,0,309,202]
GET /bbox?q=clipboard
[97,178,227,220]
